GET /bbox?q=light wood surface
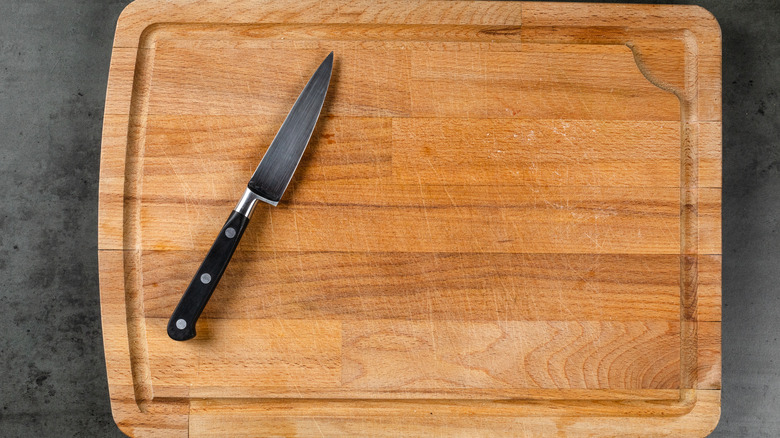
[99,0,722,436]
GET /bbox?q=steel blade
[246,52,333,205]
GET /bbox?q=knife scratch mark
[584,231,603,251]
[442,185,456,208]
[268,205,276,257]
[496,184,511,246]
[417,174,433,241]
[293,210,303,253]
[278,319,304,398]
[426,285,437,357]
[312,419,325,438]
[482,49,489,119]
[183,115,212,202]
[522,252,538,321]
[310,318,323,374]
[162,128,197,248]
[557,255,576,319]
[568,56,597,121]
[408,51,416,114]
[201,121,218,200]
[492,273,502,323]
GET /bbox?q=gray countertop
[0,0,777,436]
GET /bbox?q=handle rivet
[176,319,187,330]
[225,227,237,238]
[200,273,212,284]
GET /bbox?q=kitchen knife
[167,52,334,341]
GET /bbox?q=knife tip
[321,52,334,71]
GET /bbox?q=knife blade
[167,52,334,341]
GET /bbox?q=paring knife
[167,52,334,341]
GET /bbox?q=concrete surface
[0,0,777,436]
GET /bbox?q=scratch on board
[426,283,438,356]
[584,231,604,251]
[312,419,325,438]
[417,174,434,241]
[311,318,324,377]
[557,255,577,320]
[277,319,304,398]
[293,209,303,253]
[268,204,276,256]
[165,116,199,248]
[442,184,456,207]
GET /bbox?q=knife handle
[167,210,250,341]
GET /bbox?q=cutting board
[98,0,722,436]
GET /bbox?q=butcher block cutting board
[98,0,722,436]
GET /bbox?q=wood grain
[99,0,721,436]
[341,320,682,392]
[140,185,682,253]
[145,38,679,120]
[187,390,720,437]
[392,118,682,186]
[140,251,693,321]
[144,318,342,397]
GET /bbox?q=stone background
[0,0,776,435]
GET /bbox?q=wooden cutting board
[98,0,722,436]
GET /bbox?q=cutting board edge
[98,0,722,436]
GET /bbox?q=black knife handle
[167,210,250,341]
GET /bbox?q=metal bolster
[235,188,277,218]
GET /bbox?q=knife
[167,52,334,341]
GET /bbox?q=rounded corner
[687,390,722,437]
[115,0,141,32]
[700,402,723,437]
[688,5,723,42]
[113,0,167,49]
[111,411,136,438]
